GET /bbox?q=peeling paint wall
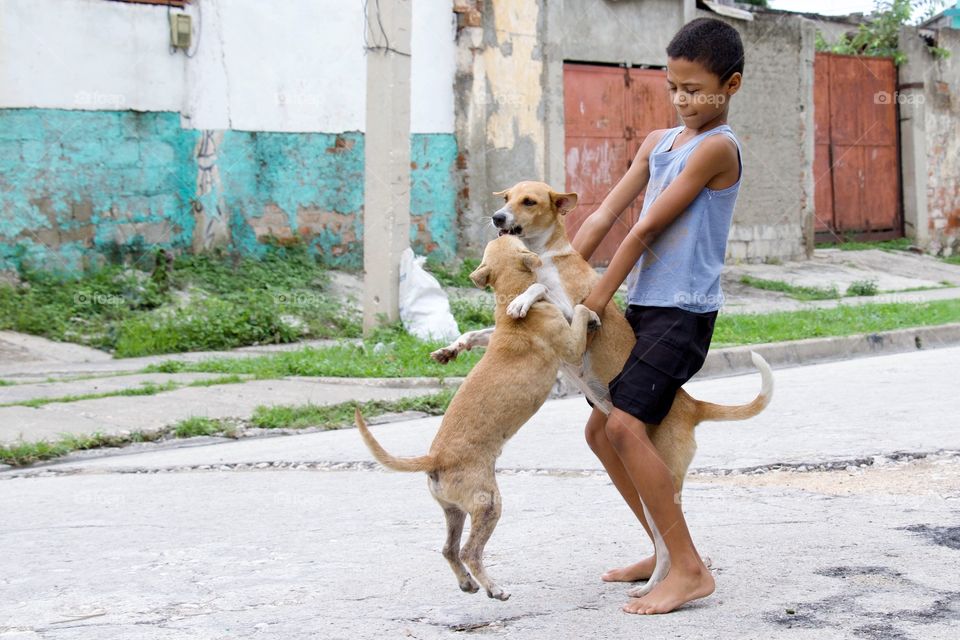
[899,26,960,256]
[0,0,459,273]
[692,11,814,262]
[0,110,199,273]
[0,118,457,272]
[923,29,960,255]
[456,1,812,262]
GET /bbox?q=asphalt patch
[901,524,960,551]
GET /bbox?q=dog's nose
[492,212,506,227]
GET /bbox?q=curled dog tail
[355,406,437,473]
[696,351,774,422]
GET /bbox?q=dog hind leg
[460,485,509,601]
[441,504,479,593]
[627,500,671,598]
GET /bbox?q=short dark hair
[666,18,744,83]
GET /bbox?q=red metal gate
[564,63,677,266]
[814,53,901,242]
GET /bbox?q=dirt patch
[691,454,960,497]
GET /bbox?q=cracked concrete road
[2,347,960,639]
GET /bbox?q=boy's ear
[469,263,492,289]
[550,191,579,215]
[521,251,542,272]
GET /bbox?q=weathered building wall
[455,2,812,262]
[697,10,815,262]
[899,26,960,256]
[0,0,459,273]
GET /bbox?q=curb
[697,322,960,379]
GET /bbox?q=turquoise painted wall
[0,109,459,273]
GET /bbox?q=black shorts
[586,304,717,425]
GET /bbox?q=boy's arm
[582,135,739,315]
[570,131,663,262]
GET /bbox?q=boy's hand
[582,290,608,320]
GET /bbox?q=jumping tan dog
[356,234,601,601]
[431,180,773,596]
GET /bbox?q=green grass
[0,431,162,466]
[0,390,458,467]
[845,279,879,297]
[713,299,960,346]
[172,416,223,438]
[0,243,361,358]
[944,255,960,266]
[425,258,482,288]
[815,238,914,252]
[0,380,13,387]
[450,296,495,332]
[251,389,457,430]
[739,275,840,300]
[0,374,246,409]
[143,324,483,379]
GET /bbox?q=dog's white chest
[535,255,574,320]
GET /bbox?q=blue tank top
[625,124,742,313]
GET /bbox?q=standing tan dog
[356,234,600,601]
[431,180,773,596]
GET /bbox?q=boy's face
[665,57,741,129]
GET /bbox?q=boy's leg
[583,407,658,581]
[605,407,714,615]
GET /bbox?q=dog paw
[576,305,602,331]
[430,344,461,364]
[486,587,510,601]
[460,578,480,594]
[586,310,602,332]
[506,298,529,318]
[626,582,653,598]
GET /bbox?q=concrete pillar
[898,27,931,249]
[363,0,412,334]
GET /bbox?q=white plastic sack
[398,248,461,342]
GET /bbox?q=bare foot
[601,555,656,582]
[622,563,715,615]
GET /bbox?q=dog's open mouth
[498,226,523,237]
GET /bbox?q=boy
[573,18,745,615]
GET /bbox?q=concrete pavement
[2,347,958,638]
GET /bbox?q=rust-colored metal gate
[814,53,901,242]
[564,63,677,266]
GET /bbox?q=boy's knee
[584,418,607,450]
[604,411,645,449]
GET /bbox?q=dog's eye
[522,198,536,206]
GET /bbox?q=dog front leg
[506,283,547,318]
[430,327,494,364]
[554,304,601,365]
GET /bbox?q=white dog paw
[627,582,653,598]
[506,297,530,318]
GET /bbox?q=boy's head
[665,18,744,128]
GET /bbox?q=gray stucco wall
[454,1,814,263]
[899,26,960,256]
[698,10,815,262]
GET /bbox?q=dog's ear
[493,189,509,199]
[521,251,542,272]
[469,263,492,289]
[550,191,579,215]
